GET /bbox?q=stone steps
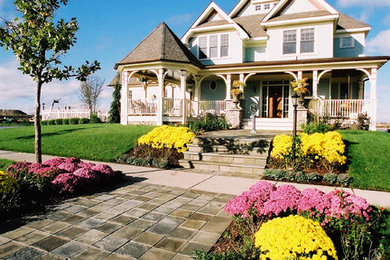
[179,159,266,176]
[183,152,268,165]
[181,133,272,176]
[243,118,294,131]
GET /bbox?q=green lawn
[0,124,154,162]
[0,159,15,172]
[340,130,390,191]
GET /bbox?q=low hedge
[41,118,92,125]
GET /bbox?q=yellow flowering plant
[270,131,347,172]
[0,171,19,194]
[138,125,195,153]
[255,215,338,260]
[231,80,246,97]
[291,78,309,94]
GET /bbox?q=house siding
[266,22,334,61]
[334,33,365,57]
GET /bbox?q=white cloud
[0,59,112,114]
[366,29,390,55]
[167,13,192,26]
[337,0,390,7]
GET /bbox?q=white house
[111,0,389,131]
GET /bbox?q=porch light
[292,93,299,137]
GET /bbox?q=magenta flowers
[225,181,372,222]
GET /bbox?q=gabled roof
[266,10,332,22]
[233,14,268,38]
[115,22,203,69]
[337,13,371,31]
[262,0,338,23]
[182,2,249,42]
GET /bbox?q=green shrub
[187,113,230,134]
[62,119,69,125]
[78,118,89,124]
[90,114,102,124]
[69,118,79,124]
[41,120,48,125]
[301,122,332,134]
[323,172,338,185]
[337,174,353,186]
[55,119,63,125]
[48,119,56,125]
[264,169,287,181]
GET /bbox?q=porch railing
[198,100,226,116]
[128,99,157,115]
[310,99,370,119]
[163,98,183,117]
[128,99,227,118]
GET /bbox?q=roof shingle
[114,22,202,69]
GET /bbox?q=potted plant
[291,78,309,106]
[231,80,246,107]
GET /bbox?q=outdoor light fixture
[292,93,299,137]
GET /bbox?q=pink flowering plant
[224,181,387,259]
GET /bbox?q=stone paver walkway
[0,180,233,259]
[1,150,390,209]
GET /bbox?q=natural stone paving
[0,181,234,259]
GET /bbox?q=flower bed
[267,131,351,186]
[0,157,123,219]
[118,125,195,169]
[196,181,389,259]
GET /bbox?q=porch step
[187,144,269,155]
[179,159,265,176]
[243,118,294,131]
[184,152,268,165]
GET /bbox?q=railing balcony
[198,100,226,116]
[128,99,157,115]
[163,98,183,117]
[310,99,370,119]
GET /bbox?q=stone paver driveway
[0,179,234,259]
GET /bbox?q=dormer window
[301,28,314,53]
[283,30,297,54]
[199,36,207,59]
[264,3,271,9]
[340,36,354,48]
[255,4,261,11]
[209,35,218,58]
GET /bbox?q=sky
[0,0,389,121]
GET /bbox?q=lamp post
[292,93,299,137]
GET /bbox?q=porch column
[240,73,245,97]
[180,70,187,124]
[312,70,318,98]
[121,71,129,125]
[298,71,303,80]
[226,74,232,100]
[358,79,364,99]
[369,68,377,131]
[156,69,165,126]
[194,76,201,116]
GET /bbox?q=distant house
[111,0,389,130]
[0,109,31,121]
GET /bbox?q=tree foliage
[108,73,121,123]
[0,0,100,162]
[80,76,105,114]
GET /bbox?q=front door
[268,86,283,118]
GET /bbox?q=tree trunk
[34,81,43,163]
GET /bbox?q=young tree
[80,76,105,114]
[0,0,100,163]
[108,73,121,123]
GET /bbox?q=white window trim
[197,33,230,60]
[339,36,355,49]
[282,27,315,56]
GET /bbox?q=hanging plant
[291,78,309,94]
[231,80,246,96]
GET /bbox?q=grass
[0,124,154,162]
[0,159,15,172]
[340,130,390,191]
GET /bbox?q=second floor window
[264,3,270,9]
[255,4,261,11]
[199,36,207,59]
[283,30,297,54]
[340,36,354,48]
[220,34,229,57]
[301,28,314,53]
[209,35,218,58]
